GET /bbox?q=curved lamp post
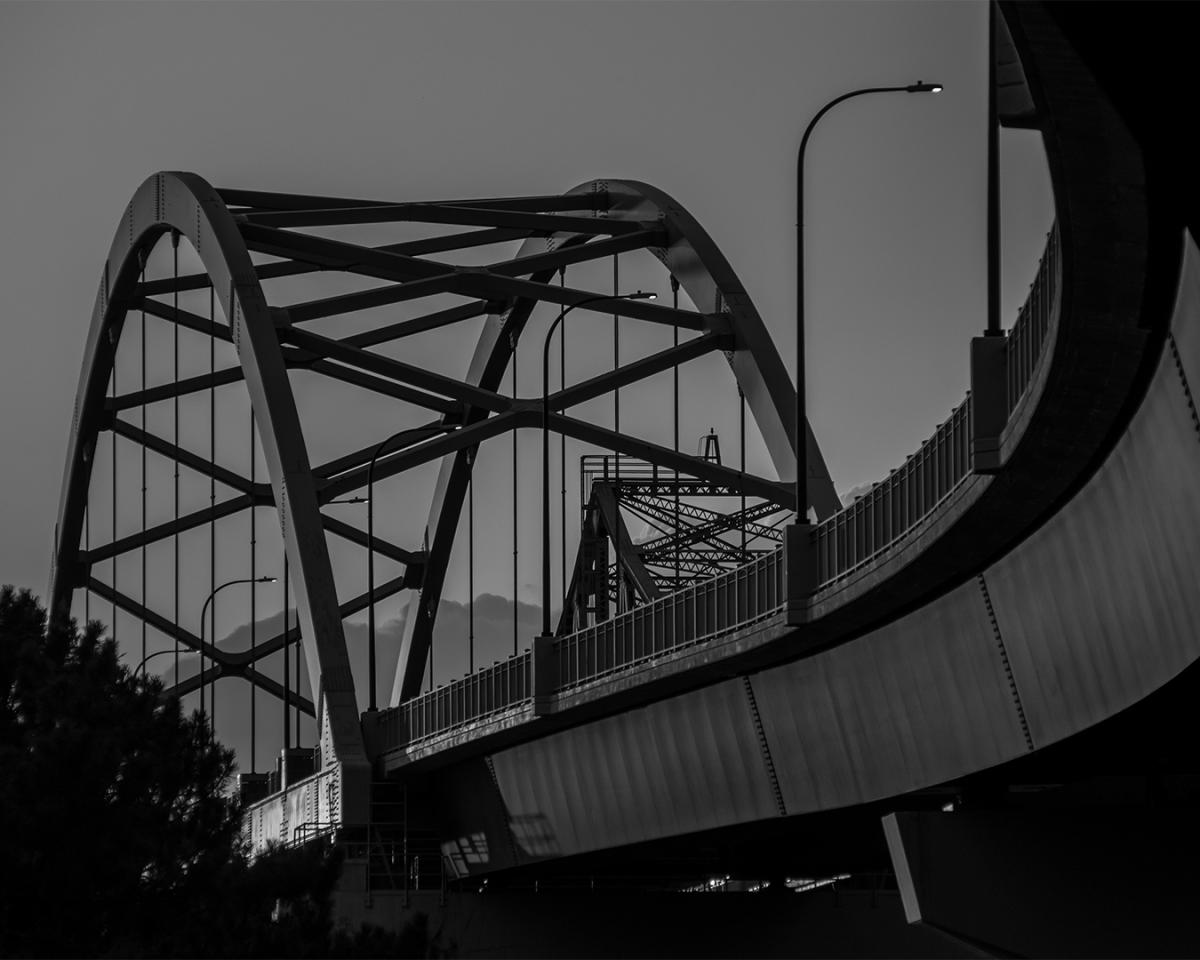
[794,80,943,526]
[133,647,177,680]
[539,291,657,639]
[199,575,276,737]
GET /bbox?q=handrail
[374,224,1061,751]
[814,222,1059,586]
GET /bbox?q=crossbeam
[485,229,665,277]
[551,411,793,507]
[138,228,528,297]
[320,410,528,501]
[321,514,422,565]
[106,366,245,412]
[341,301,490,349]
[237,204,642,235]
[82,494,257,567]
[548,334,726,412]
[108,417,258,495]
[138,297,232,341]
[281,326,510,413]
[225,574,409,668]
[313,422,450,479]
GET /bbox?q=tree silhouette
[0,586,430,958]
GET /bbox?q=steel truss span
[48,174,837,823]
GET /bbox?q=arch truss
[48,173,839,817]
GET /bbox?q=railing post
[785,522,817,626]
[530,635,556,716]
[970,334,1008,473]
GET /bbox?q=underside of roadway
[373,1,1200,914]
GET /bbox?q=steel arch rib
[48,172,368,819]
[389,178,838,704]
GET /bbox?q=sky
[0,1,1053,747]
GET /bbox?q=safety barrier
[555,547,784,689]
[382,652,531,747]
[1007,224,1060,413]
[814,223,1059,586]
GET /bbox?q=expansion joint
[977,573,1034,751]
[1167,333,1200,443]
[742,676,787,816]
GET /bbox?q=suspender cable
[283,554,290,752]
[512,335,518,657]
[140,251,147,667]
[559,267,567,616]
[739,387,747,557]
[468,451,474,674]
[427,529,433,691]
[172,232,180,685]
[612,254,621,613]
[250,410,257,771]
[294,612,301,748]
[671,275,680,589]
[208,284,216,738]
[112,316,118,638]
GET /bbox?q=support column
[884,807,1200,957]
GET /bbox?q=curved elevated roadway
[357,1,1200,880]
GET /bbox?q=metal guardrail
[377,224,1061,751]
[556,548,784,689]
[814,222,1060,587]
[815,398,973,585]
[382,652,531,746]
[1007,223,1060,414]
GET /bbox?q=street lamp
[133,648,176,680]
[539,291,657,639]
[794,80,942,526]
[199,575,276,736]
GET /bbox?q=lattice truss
[48,173,840,772]
[561,451,793,631]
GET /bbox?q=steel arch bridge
[48,175,840,827]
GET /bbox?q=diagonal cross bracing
[321,514,421,565]
[452,273,710,331]
[280,326,511,413]
[82,494,257,567]
[551,411,793,507]
[237,204,640,235]
[138,297,232,342]
[164,664,317,718]
[548,334,727,412]
[485,229,666,277]
[314,422,450,479]
[285,276,458,324]
[138,228,530,297]
[296,357,461,414]
[217,187,609,214]
[320,410,531,501]
[108,416,258,495]
[106,366,246,412]
[240,224,448,283]
[340,301,490,348]
[224,573,409,668]
[87,577,229,667]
